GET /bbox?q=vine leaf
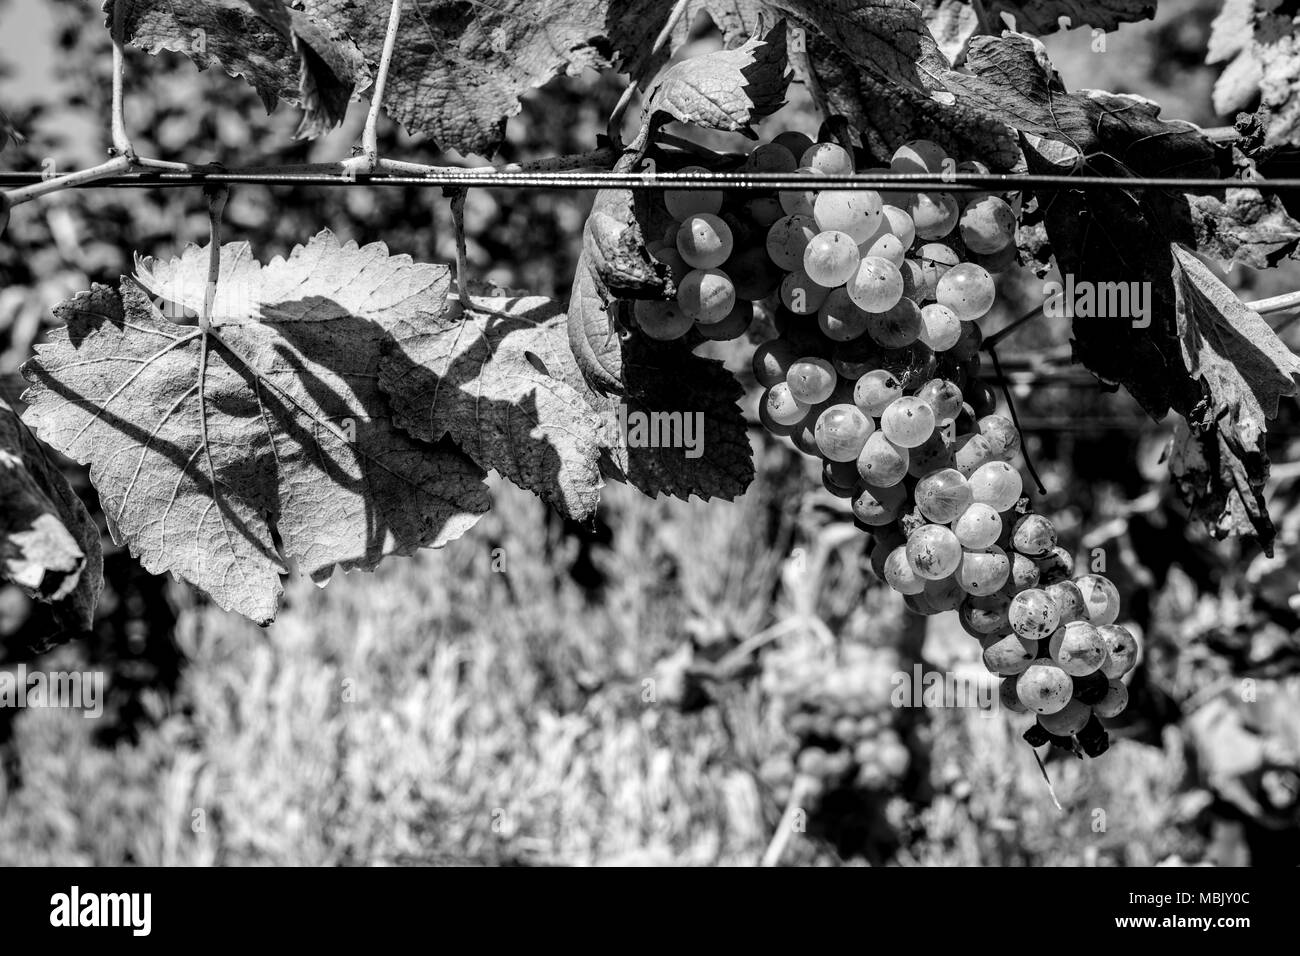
[104,0,364,139]
[1,399,102,636]
[378,295,606,521]
[1168,245,1300,549]
[20,231,489,625]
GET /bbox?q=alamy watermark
[618,404,705,459]
[891,664,997,713]
[0,664,103,718]
[1043,275,1151,328]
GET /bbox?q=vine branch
[201,182,229,331]
[346,0,404,174]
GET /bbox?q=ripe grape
[906,523,963,580]
[916,378,963,424]
[959,592,1011,636]
[967,461,1022,511]
[953,502,1002,549]
[1038,699,1090,735]
[915,468,973,523]
[857,431,909,487]
[804,230,861,287]
[957,546,1010,595]
[966,378,997,416]
[899,259,925,301]
[663,166,723,219]
[854,369,903,417]
[853,482,907,526]
[999,676,1028,713]
[952,433,994,477]
[959,195,1016,254]
[745,196,784,227]
[1016,662,1074,715]
[652,244,690,284]
[864,232,907,267]
[764,382,809,426]
[698,300,753,341]
[752,339,799,387]
[771,131,815,160]
[916,243,959,300]
[1009,552,1040,591]
[909,192,959,240]
[1036,546,1074,585]
[907,431,954,477]
[880,396,936,448]
[813,190,883,243]
[978,415,1020,460]
[884,545,926,594]
[865,298,922,348]
[1011,513,1057,557]
[677,268,736,323]
[815,403,875,461]
[766,214,818,270]
[634,299,693,340]
[1008,588,1060,641]
[817,288,870,342]
[1076,574,1121,627]
[1048,621,1108,676]
[744,143,798,173]
[823,459,860,497]
[891,139,950,174]
[948,320,982,361]
[982,633,1038,676]
[918,303,961,351]
[847,256,904,312]
[1045,580,1086,624]
[801,142,855,176]
[677,213,734,269]
[726,244,782,300]
[778,166,824,216]
[1098,624,1139,678]
[785,357,837,405]
[1094,679,1129,718]
[881,205,917,248]
[936,262,996,321]
[780,269,831,314]
[833,339,881,379]
[923,575,966,612]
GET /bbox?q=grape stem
[343,0,403,176]
[201,182,229,332]
[110,3,136,161]
[761,774,814,867]
[448,188,471,308]
[982,304,1043,350]
[1028,742,1064,813]
[986,345,1048,496]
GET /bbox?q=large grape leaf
[104,0,365,138]
[378,295,605,520]
[646,27,789,133]
[1,399,102,636]
[21,231,489,625]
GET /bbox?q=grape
[766,214,818,270]
[745,196,784,227]
[833,339,881,379]
[727,245,782,301]
[907,431,954,478]
[778,166,824,216]
[948,320,982,361]
[982,633,1038,676]
[1016,662,1074,715]
[877,341,937,390]
[957,546,1010,595]
[952,433,994,478]
[698,300,752,340]
[936,262,996,321]
[870,533,904,580]
[856,431,909,487]
[890,139,949,174]
[652,244,690,285]
[909,192,959,240]
[677,213,734,269]
[787,357,838,404]
[780,269,831,314]
[923,575,966,612]
[968,461,1022,511]
[847,257,904,312]
[906,523,963,580]
[633,299,693,340]
[916,378,963,424]
[959,195,1017,254]
[801,142,855,176]
[852,482,907,526]
[816,403,875,461]
[959,592,1011,636]
[953,502,1002,549]
[1098,624,1140,678]
[915,468,972,523]
[999,676,1028,713]
[978,415,1019,460]
[663,166,723,219]
[752,339,799,387]
[1038,699,1091,735]
[1008,587,1060,641]
[1076,574,1121,627]
[676,268,736,323]
[804,230,861,287]
[812,190,883,243]
[865,298,922,348]
[758,397,797,437]
[1072,671,1110,706]
[1094,679,1129,719]
[1009,552,1040,591]
[879,396,935,448]
[1011,513,1057,557]
[899,259,925,301]
[1048,621,1108,676]
[916,243,959,300]
[967,378,997,417]
[854,369,903,417]
[823,460,859,498]
[1045,580,1086,624]
[816,288,870,342]
[918,303,961,351]
[772,131,815,160]
[881,205,917,248]
[744,143,798,173]
[764,383,809,426]
[884,545,926,594]
[1036,547,1074,585]
[864,232,907,268]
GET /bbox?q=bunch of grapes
[635,130,1143,759]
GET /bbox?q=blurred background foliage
[0,0,1298,865]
